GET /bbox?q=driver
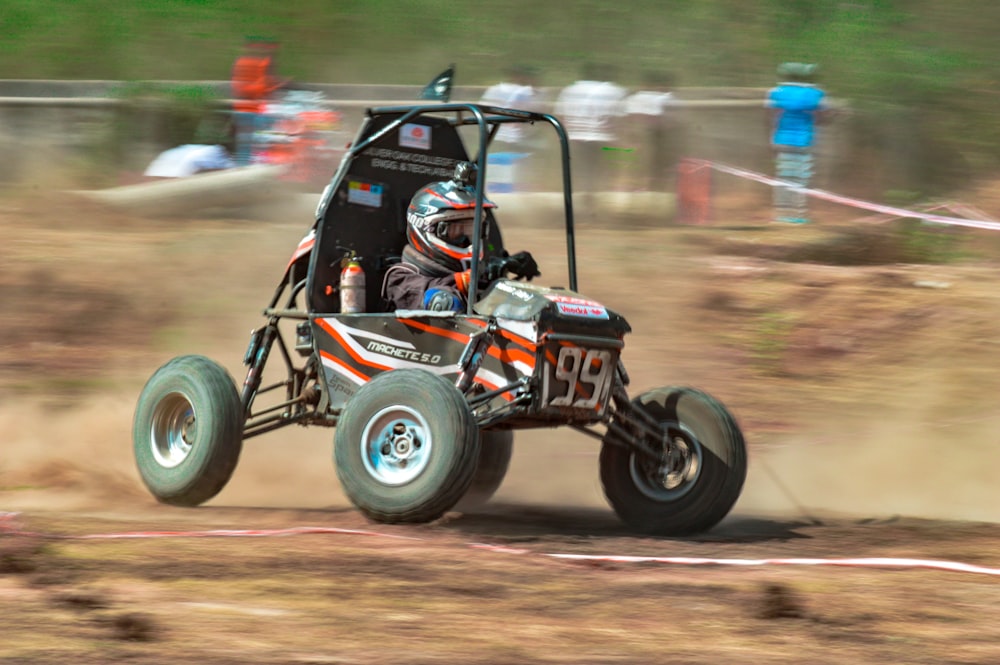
[382,162,540,312]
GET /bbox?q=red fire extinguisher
[339,253,365,313]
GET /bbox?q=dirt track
[2,189,1000,663]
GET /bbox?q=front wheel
[600,387,747,535]
[132,355,244,506]
[334,369,480,524]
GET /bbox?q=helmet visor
[437,215,487,247]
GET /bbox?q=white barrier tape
[545,553,1000,577]
[695,159,1000,232]
[853,201,1000,226]
[4,512,998,577]
[474,543,1000,576]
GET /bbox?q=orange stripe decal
[319,349,370,383]
[315,319,392,372]
[498,329,537,353]
[488,345,535,368]
[468,319,537,352]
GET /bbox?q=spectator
[480,64,542,151]
[624,70,679,192]
[230,38,289,165]
[554,64,627,205]
[480,64,543,191]
[766,62,828,224]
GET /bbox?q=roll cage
[306,103,580,316]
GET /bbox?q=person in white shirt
[480,64,541,150]
[624,71,679,191]
[554,64,627,202]
[480,65,542,192]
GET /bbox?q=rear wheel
[455,430,514,511]
[334,369,480,523]
[600,387,747,535]
[132,355,244,506]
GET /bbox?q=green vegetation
[895,219,966,264]
[1,1,990,89]
[1,1,997,194]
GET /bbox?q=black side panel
[312,313,485,410]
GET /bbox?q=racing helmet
[406,163,496,272]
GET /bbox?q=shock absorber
[241,321,278,415]
[455,323,495,393]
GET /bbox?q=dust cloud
[0,393,608,516]
[6,384,996,526]
[0,395,150,512]
[498,382,1000,524]
[0,392,350,514]
[738,400,1000,524]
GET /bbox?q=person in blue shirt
[766,63,828,224]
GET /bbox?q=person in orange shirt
[231,38,289,164]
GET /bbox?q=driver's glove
[482,253,510,284]
[504,251,541,281]
[481,251,541,285]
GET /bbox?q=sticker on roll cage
[400,123,432,150]
[347,180,384,207]
[540,345,615,411]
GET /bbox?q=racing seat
[307,111,504,315]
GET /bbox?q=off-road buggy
[132,102,747,535]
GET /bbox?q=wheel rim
[629,422,702,501]
[360,405,433,486]
[150,392,197,469]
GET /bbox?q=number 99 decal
[541,346,615,410]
